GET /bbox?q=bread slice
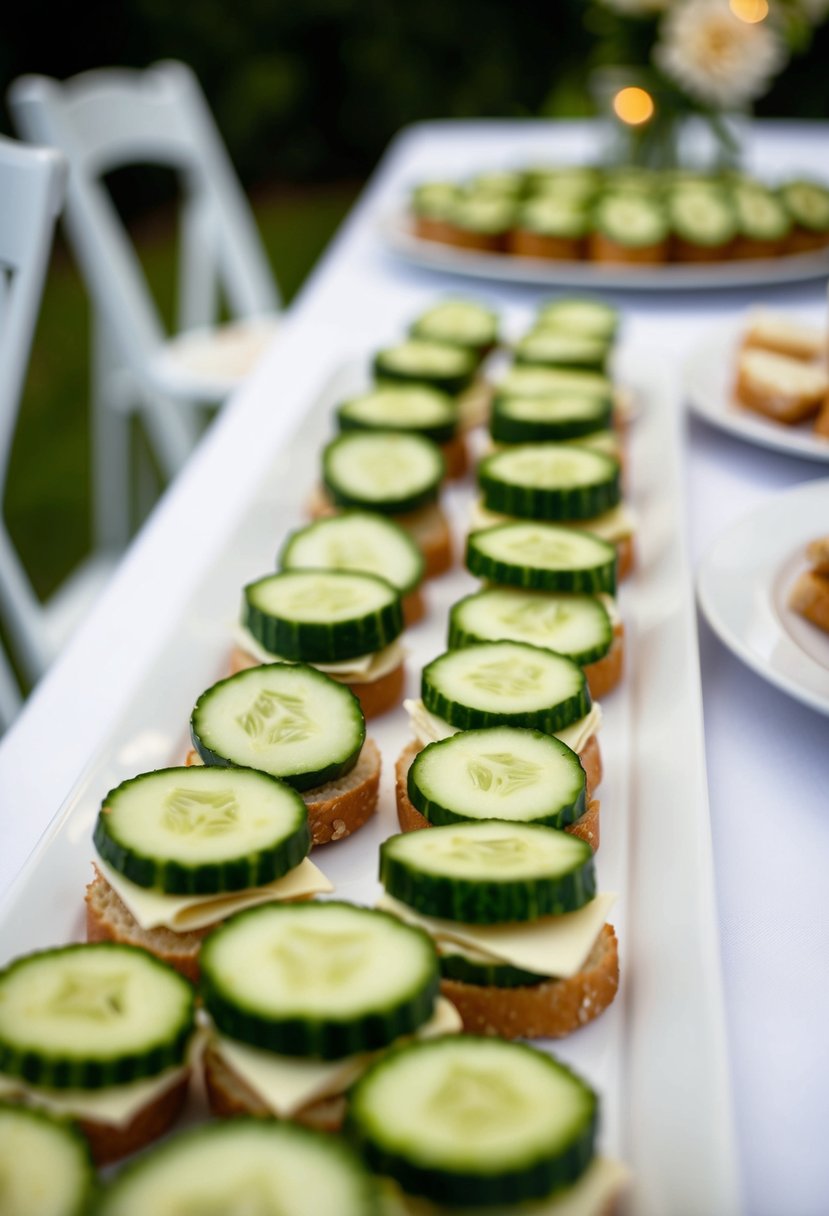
[440,431,470,481]
[742,310,826,361]
[308,484,454,579]
[814,400,829,440]
[76,1072,191,1165]
[439,923,618,1040]
[789,568,829,634]
[735,348,828,424]
[229,644,406,721]
[394,738,602,853]
[584,625,624,700]
[202,1041,345,1131]
[589,232,668,264]
[806,536,829,575]
[508,229,584,261]
[186,736,381,845]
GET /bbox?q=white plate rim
[381,207,829,293]
[683,321,829,463]
[697,478,829,716]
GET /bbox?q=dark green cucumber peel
[465,524,617,596]
[448,590,613,667]
[200,903,440,1061]
[243,571,404,664]
[438,951,549,988]
[323,432,445,516]
[336,391,459,447]
[345,1036,598,1207]
[490,393,613,445]
[379,827,595,924]
[0,945,195,1090]
[190,665,365,793]
[94,767,311,896]
[372,344,476,397]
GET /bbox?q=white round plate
[684,322,829,463]
[697,479,829,715]
[381,208,829,293]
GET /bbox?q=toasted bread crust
[615,534,634,581]
[589,233,668,264]
[394,740,602,851]
[439,923,619,1040]
[202,1041,345,1131]
[671,237,733,263]
[228,646,405,720]
[789,569,829,634]
[735,350,827,424]
[76,1072,190,1165]
[806,536,829,575]
[440,432,470,481]
[507,230,584,260]
[584,626,624,700]
[402,586,426,627]
[86,871,206,982]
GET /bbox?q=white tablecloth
[2,120,828,1216]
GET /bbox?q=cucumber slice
[0,944,194,1090]
[200,902,439,1060]
[244,569,403,664]
[733,184,790,242]
[374,340,476,397]
[478,444,621,522]
[498,364,613,407]
[94,766,310,895]
[491,392,613,443]
[411,182,460,220]
[96,1118,381,1216]
[0,1104,95,1216]
[422,642,591,734]
[409,299,499,355]
[594,193,668,247]
[379,821,594,923]
[279,511,425,597]
[466,170,525,198]
[668,186,736,247]
[347,1036,597,1206]
[780,179,829,234]
[445,196,516,236]
[191,664,365,793]
[407,726,586,830]
[466,521,617,594]
[323,431,445,515]
[449,587,613,667]
[439,948,548,988]
[337,386,459,446]
[535,299,619,341]
[513,331,609,373]
[514,197,589,239]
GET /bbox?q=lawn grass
[5,182,361,601]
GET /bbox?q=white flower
[654,0,788,107]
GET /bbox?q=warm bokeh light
[612,87,655,127]
[729,0,769,22]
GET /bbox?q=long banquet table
[2,120,828,1216]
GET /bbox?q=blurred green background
[1,0,827,606]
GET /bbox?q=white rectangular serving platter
[0,332,740,1216]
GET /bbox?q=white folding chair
[0,136,115,730]
[8,61,282,549]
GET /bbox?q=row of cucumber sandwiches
[0,296,634,1214]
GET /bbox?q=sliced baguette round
[228,645,406,720]
[788,569,829,634]
[584,625,624,700]
[439,923,618,1040]
[735,348,828,424]
[202,1040,345,1132]
[394,739,602,852]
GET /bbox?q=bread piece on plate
[742,310,826,361]
[813,400,829,441]
[806,536,829,575]
[789,568,829,634]
[735,348,828,424]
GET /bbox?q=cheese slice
[385,1156,630,1216]
[470,498,636,543]
[404,698,602,756]
[233,625,405,683]
[212,997,462,1118]
[97,856,334,932]
[377,892,616,978]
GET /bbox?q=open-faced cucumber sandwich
[94,1118,383,1216]
[0,943,197,1164]
[198,901,461,1130]
[336,384,469,480]
[86,762,332,980]
[347,1035,629,1214]
[401,637,602,830]
[471,437,634,580]
[460,521,624,699]
[377,820,618,1039]
[188,661,381,845]
[408,298,499,366]
[231,567,406,718]
[0,1103,95,1216]
[310,430,454,578]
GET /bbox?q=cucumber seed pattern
[428,1065,528,1130]
[163,788,240,837]
[48,971,130,1022]
[236,690,318,748]
[272,928,371,990]
[442,835,533,866]
[285,581,363,618]
[466,753,542,795]
[463,658,545,697]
